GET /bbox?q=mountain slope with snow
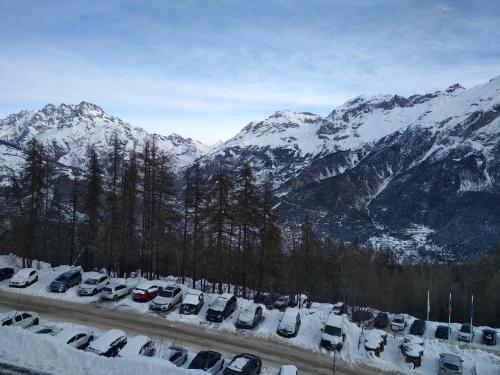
[203,77,500,259]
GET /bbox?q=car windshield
[444,363,460,371]
[460,325,471,333]
[84,278,98,285]
[394,318,403,323]
[190,353,217,369]
[160,289,175,298]
[325,326,342,336]
[55,275,68,281]
[102,287,112,293]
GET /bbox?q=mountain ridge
[1,76,499,259]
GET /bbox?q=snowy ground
[1,254,499,375]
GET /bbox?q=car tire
[93,289,97,295]
[33,318,39,325]
[113,294,117,301]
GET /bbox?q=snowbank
[0,326,206,375]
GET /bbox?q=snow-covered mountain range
[0,101,209,181]
[1,76,499,259]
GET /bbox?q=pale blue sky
[0,0,499,144]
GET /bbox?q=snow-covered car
[435,325,451,340]
[166,346,188,367]
[403,334,424,346]
[364,331,386,356]
[132,281,162,302]
[48,269,82,293]
[438,353,463,375]
[279,365,298,375]
[77,273,109,296]
[188,350,225,374]
[223,353,262,375]
[119,335,155,357]
[179,290,204,315]
[9,268,38,288]
[320,313,345,350]
[0,267,15,281]
[0,311,39,328]
[206,293,237,323]
[277,308,301,338]
[87,329,127,357]
[481,329,497,346]
[26,324,54,335]
[457,323,474,342]
[401,342,424,368]
[56,327,94,349]
[409,319,426,336]
[236,304,263,329]
[289,294,312,308]
[374,312,389,328]
[391,315,407,331]
[101,282,130,300]
[274,295,290,311]
[150,286,183,311]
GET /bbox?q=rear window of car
[444,363,459,371]
[103,287,112,293]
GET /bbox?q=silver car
[438,353,463,375]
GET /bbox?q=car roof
[441,353,462,365]
[281,308,300,325]
[280,365,298,375]
[210,294,234,311]
[106,282,126,288]
[62,269,80,276]
[119,335,151,357]
[56,327,90,342]
[84,272,106,279]
[135,280,160,289]
[326,313,343,327]
[90,329,125,351]
[183,291,202,305]
[227,355,253,371]
[16,268,36,276]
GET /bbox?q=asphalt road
[0,290,399,375]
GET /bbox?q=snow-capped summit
[0,102,208,173]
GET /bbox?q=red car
[132,281,162,302]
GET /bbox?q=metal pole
[332,349,336,375]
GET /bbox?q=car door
[14,313,23,327]
[175,288,182,304]
[255,306,263,324]
[116,285,125,297]
[21,313,33,327]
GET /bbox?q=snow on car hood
[238,308,256,323]
[152,295,173,304]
